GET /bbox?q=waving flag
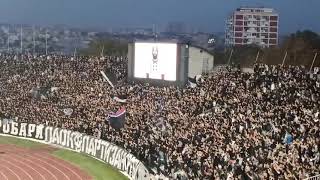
[107,107,126,130]
[112,94,127,103]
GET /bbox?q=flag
[63,108,73,116]
[107,107,126,130]
[188,77,197,88]
[113,97,127,103]
[100,71,114,88]
[112,94,127,103]
[188,81,197,88]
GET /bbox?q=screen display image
[134,42,177,81]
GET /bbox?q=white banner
[0,120,150,180]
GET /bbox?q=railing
[305,174,320,180]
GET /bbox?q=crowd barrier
[0,120,150,180]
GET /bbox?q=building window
[235,38,243,43]
[235,21,243,25]
[269,39,277,44]
[235,27,243,31]
[270,21,278,26]
[236,15,243,19]
[253,15,261,21]
[235,32,243,37]
[270,33,277,38]
[270,16,278,21]
[270,27,277,32]
[252,33,259,37]
[261,27,269,33]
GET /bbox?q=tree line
[215,30,320,68]
[80,38,128,56]
[81,30,320,68]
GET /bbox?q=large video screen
[134,42,177,81]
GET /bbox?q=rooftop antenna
[45,29,48,55]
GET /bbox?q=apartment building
[225,7,279,48]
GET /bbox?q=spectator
[0,54,319,179]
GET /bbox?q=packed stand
[0,53,319,180]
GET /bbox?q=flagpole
[73,47,77,58]
[310,52,318,72]
[227,48,233,65]
[7,25,10,53]
[255,50,260,64]
[45,29,48,55]
[281,51,287,67]
[100,45,104,57]
[33,25,36,54]
[101,71,114,88]
[20,25,23,55]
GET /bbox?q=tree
[261,47,283,65]
[280,30,320,66]
[230,45,261,67]
[80,38,128,56]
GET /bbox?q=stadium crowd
[0,53,319,180]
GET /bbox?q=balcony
[247,23,255,27]
[245,35,257,39]
[248,17,257,21]
[246,28,257,33]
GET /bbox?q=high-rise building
[225,7,279,48]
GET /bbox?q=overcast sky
[0,0,319,33]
